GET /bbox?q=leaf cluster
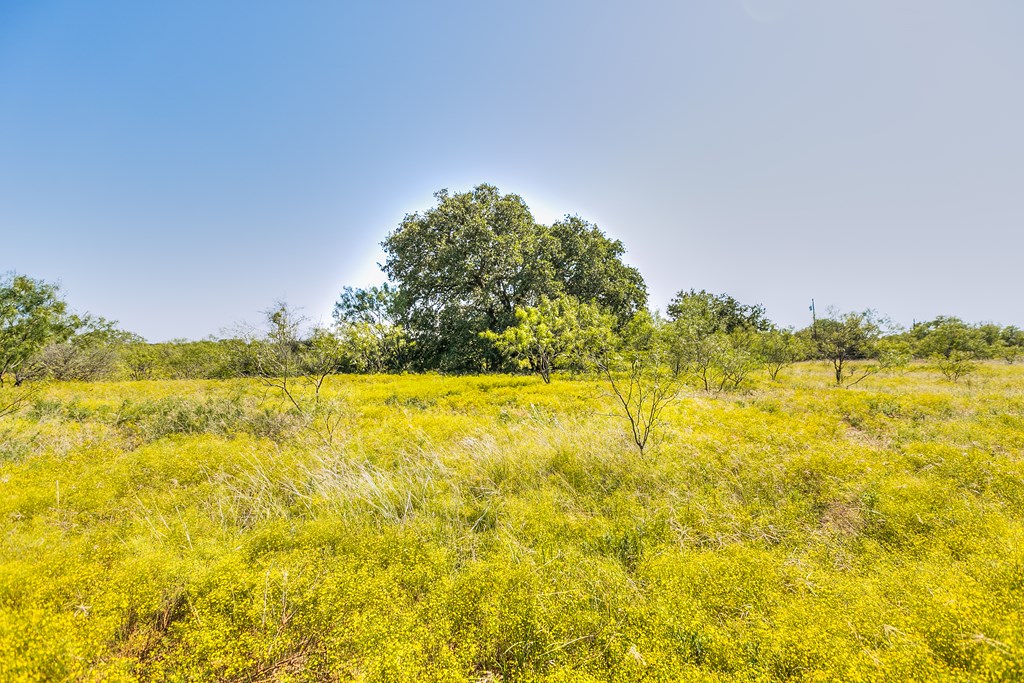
[0,273,75,385]
[481,295,616,382]
[379,184,647,371]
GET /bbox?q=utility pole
[810,299,817,340]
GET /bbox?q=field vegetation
[2,363,1022,681]
[4,185,1024,680]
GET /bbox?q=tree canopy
[809,309,887,385]
[0,273,75,385]
[547,216,647,323]
[333,284,399,327]
[481,295,616,383]
[379,184,646,371]
[666,289,770,335]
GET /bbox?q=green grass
[1,363,1022,681]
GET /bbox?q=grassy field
[1,363,1022,681]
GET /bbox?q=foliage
[121,339,238,381]
[159,339,235,379]
[914,317,985,358]
[333,283,400,327]
[302,326,348,397]
[233,302,346,409]
[547,215,648,323]
[676,331,761,393]
[662,291,768,392]
[333,288,410,373]
[899,317,1024,371]
[0,273,75,385]
[31,315,135,382]
[380,185,646,371]
[754,328,809,381]
[807,309,887,386]
[933,350,979,383]
[2,367,1023,680]
[618,308,663,354]
[999,326,1024,363]
[233,302,307,408]
[481,295,616,382]
[666,289,771,336]
[380,185,552,371]
[122,341,161,380]
[333,323,393,373]
[599,350,681,454]
[913,317,985,382]
[874,337,914,375]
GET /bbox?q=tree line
[4,184,1023,389]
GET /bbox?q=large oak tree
[379,184,646,371]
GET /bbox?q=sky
[2,0,1022,341]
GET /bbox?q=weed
[0,366,1022,680]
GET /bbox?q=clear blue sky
[2,1,1022,340]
